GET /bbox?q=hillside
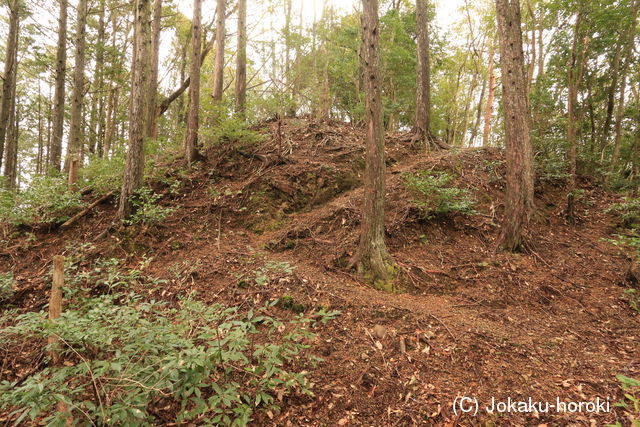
[1,118,638,425]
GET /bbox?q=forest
[0,0,639,424]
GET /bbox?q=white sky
[175,0,464,31]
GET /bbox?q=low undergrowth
[403,170,476,219]
[0,255,331,426]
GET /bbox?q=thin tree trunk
[414,0,431,142]
[566,8,586,220]
[235,0,247,115]
[599,3,637,157]
[354,0,394,289]
[212,0,226,101]
[284,0,292,109]
[0,0,20,173]
[495,0,535,251]
[146,0,162,138]
[118,0,152,220]
[4,87,18,189]
[46,82,53,170]
[49,0,68,172]
[66,0,88,186]
[37,80,43,174]
[95,0,107,157]
[471,68,487,146]
[483,42,495,147]
[103,88,117,158]
[537,11,544,77]
[184,0,203,164]
[610,0,639,170]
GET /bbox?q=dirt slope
[1,118,638,426]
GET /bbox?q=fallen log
[60,191,114,230]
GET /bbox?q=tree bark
[235,0,247,115]
[118,0,152,220]
[566,8,586,220]
[495,0,535,251]
[610,0,639,170]
[212,0,226,102]
[482,42,495,147]
[414,0,431,143]
[66,0,88,187]
[184,0,203,165]
[95,0,107,158]
[48,0,67,173]
[146,0,162,139]
[599,3,637,157]
[4,85,18,189]
[355,0,394,289]
[0,0,20,174]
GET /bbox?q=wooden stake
[48,255,65,365]
[49,255,73,424]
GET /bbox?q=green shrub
[125,187,175,226]
[0,176,84,226]
[608,375,640,426]
[404,171,476,219]
[80,153,125,195]
[0,272,14,302]
[254,262,295,286]
[0,292,321,425]
[200,102,265,149]
[621,288,640,314]
[606,197,640,229]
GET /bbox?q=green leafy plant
[0,292,321,425]
[606,197,640,229]
[80,153,125,195]
[605,230,640,258]
[0,176,85,227]
[0,272,14,302]
[621,289,640,314]
[403,171,476,219]
[254,262,295,286]
[608,375,640,426]
[125,187,175,226]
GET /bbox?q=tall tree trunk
[566,8,586,220]
[49,0,67,173]
[414,0,431,143]
[87,86,99,155]
[146,0,162,138]
[354,0,394,289]
[212,0,226,101]
[46,82,53,168]
[184,0,203,164]
[599,3,637,157]
[525,0,536,96]
[94,0,107,157]
[118,0,152,220]
[482,42,496,147]
[37,80,44,174]
[66,0,88,187]
[103,87,117,158]
[235,0,247,115]
[471,68,487,146]
[495,0,535,251]
[0,0,20,174]
[537,12,544,77]
[4,81,18,189]
[610,0,639,170]
[284,0,296,116]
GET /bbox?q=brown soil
[1,118,638,426]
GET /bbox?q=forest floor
[1,118,639,426]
